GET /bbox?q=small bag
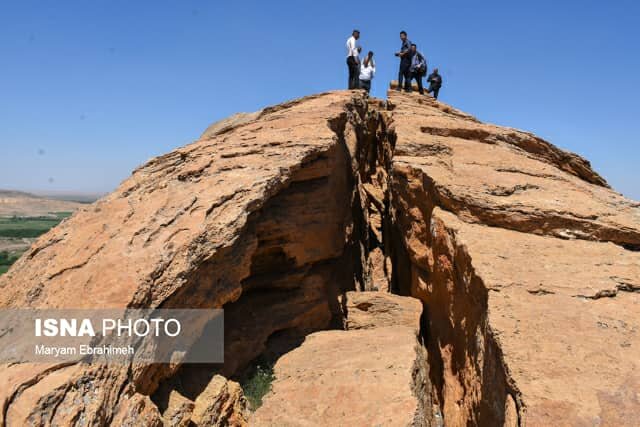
[415,53,427,75]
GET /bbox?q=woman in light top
[358,51,375,93]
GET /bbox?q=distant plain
[0,190,99,275]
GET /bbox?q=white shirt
[359,63,375,81]
[346,36,359,58]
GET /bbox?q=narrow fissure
[387,151,525,425]
[359,97,524,426]
[147,94,521,426]
[147,95,396,421]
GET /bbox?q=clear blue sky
[1,1,638,199]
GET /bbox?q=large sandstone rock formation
[387,90,640,426]
[0,88,638,426]
[0,91,390,426]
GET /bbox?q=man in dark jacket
[409,44,427,94]
[427,68,443,99]
[394,31,412,91]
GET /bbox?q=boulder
[191,375,247,426]
[111,393,164,427]
[162,390,194,427]
[344,290,422,330]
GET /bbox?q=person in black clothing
[427,68,443,99]
[409,44,427,94]
[394,31,412,91]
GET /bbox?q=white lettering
[34,345,77,357]
[102,318,116,334]
[165,319,181,337]
[133,319,150,336]
[33,318,95,337]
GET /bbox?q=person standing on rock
[408,44,427,94]
[346,30,361,89]
[394,31,412,91]
[427,68,443,99]
[359,51,375,93]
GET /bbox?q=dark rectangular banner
[0,309,224,364]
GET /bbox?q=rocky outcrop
[110,393,164,427]
[388,92,638,248]
[252,291,433,427]
[191,376,247,426]
[0,90,392,425]
[387,90,640,426]
[162,390,195,427]
[200,112,262,140]
[0,87,638,426]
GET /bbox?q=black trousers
[347,56,359,89]
[427,84,441,99]
[359,79,371,93]
[411,71,424,94]
[398,62,411,90]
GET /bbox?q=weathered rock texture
[0,88,638,426]
[344,288,422,330]
[252,291,432,427]
[162,390,195,427]
[387,90,640,426]
[0,90,392,425]
[190,375,248,426]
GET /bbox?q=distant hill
[0,190,93,217]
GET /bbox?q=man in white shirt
[358,51,375,93]
[345,30,361,89]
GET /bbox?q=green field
[0,212,71,276]
[0,251,22,275]
[0,212,71,238]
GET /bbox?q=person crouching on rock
[409,44,427,95]
[346,29,361,89]
[427,68,443,99]
[359,51,375,93]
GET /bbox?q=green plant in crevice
[240,357,276,410]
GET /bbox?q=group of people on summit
[346,29,442,98]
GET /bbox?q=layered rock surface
[0,87,638,426]
[252,291,431,427]
[0,90,387,425]
[387,90,640,426]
